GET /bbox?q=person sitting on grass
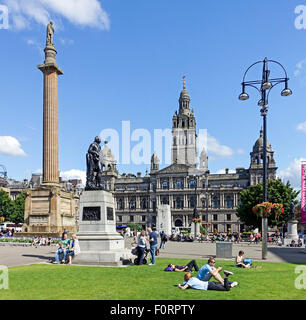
[235,250,260,268]
[66,234,81,265]
[52,233,70,264]
[164,260,199,272]
[178,271,234,292]
[196,257,238,287]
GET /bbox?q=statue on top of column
[46,21,54,46]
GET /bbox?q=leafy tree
[10,191,27,224]
[126,223,143,231]
[0,189,14,220]
[236,179,299,230]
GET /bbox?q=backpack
[243,258,253,265]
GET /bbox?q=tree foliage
[0,189,26,224]
[236,179,300,230]
[126,223,143,231]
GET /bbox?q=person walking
[160,231,167,249]
[147,227,158,265]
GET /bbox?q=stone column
[38,44,63,186]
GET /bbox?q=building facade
[100,81,277,233]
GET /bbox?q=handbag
[155,248,160,256]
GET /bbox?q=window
[142,216,146,222]
[175,197,184,209]
[227,224,231,232]
[117,198,124,210]
[175,179,184,189]
[189,196,196,208]
[118,216,122,222]
[129,198,136,210]
[162,196,169,205]
[162,180,169,189]
[189,179,196,189]
[213,197,220,209]
[227,214,231,221]
[226,196,233,208]
[130,215,134,222]
[213,224,218,233]
[202,199,206,208]
[213,214,218,221]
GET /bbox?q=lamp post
[239,58,292,259]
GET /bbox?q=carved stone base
[22,185,77,236]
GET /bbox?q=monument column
[38,23,63,186]
[22,22,77,236]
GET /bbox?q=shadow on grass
[267,247,306,264]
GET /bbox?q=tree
[126,223,143,232]
[9,191,26,224]
[0,189,14,220]
[236,179,299,230]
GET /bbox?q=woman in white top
[137,230,147,265]
[67,234,81,265]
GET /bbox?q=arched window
[117,198,124,210]
[162,180,169,189]
[176,179,183,189]
[129,198,136,210]
[189,179,196,189]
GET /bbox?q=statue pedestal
[284,220,299,246]
[156,205,171,236]
[73,190,131,266]
[191,222,200,238]
[22,185,77,237]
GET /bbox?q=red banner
[301,163,306,224]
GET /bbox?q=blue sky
[1,0,306,189]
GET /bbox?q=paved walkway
[0,240,305,268]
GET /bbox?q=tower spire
[183,75,186,90]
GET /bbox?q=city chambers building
[100,80,277,234]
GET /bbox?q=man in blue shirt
[178,272,231,291]
[197,257,238,287]
[147,227,158,265]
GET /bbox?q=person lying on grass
[178,271,236,292]
[196,256,238,287]
[164,260,199,272]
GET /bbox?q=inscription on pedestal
[82,207,101,221]
[107,207,114,220]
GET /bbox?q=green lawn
[0,258,305,300]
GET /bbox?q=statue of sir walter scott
[46,21,54,46]
[85,136,104,190]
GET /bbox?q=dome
[253,129,272,152]
[151,152,160,163]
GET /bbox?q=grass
[0,258,305,300]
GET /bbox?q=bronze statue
[46,21,54,46]
[85,136,104,190]
[289,200,295,220]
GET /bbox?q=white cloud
[0,136,26,156]
[278,158,306,189]
[207,134,234,158]
[294,58,306,77]
[297,122,306,133]
[60,169,86,185]
[4,0,110,30]
[237,148,244,155]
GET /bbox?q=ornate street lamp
[239,58,292,260]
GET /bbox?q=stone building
[100,80,277,234]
